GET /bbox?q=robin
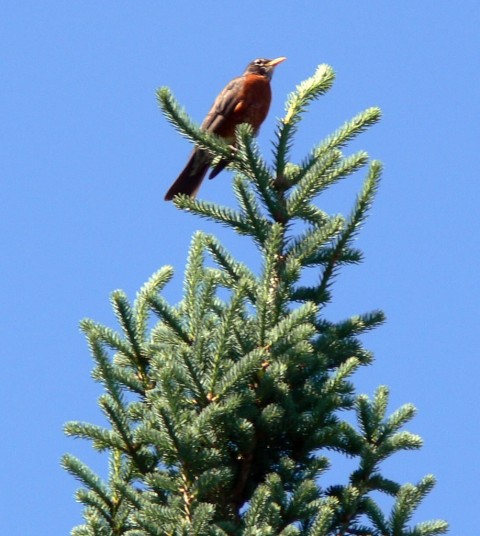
[164,57,286,201]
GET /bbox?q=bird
[164,57,286,201]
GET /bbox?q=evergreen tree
[63,64,448,536]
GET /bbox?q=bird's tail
[164,149,211,201]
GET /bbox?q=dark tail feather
[208,158,230,180]
[164,149,211,201]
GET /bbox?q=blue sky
[2,2,479,533]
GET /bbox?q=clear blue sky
[2,2,479,533]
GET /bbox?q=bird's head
[245,57,286,80]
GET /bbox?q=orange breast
[216,74,272,139]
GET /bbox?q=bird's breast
[215,74,272,139]
[233,75,272,126]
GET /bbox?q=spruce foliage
[63,64,447,535]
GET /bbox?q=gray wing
[200,76,243,133]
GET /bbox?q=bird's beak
[267,57,287,67]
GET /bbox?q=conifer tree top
[63,64,447,536]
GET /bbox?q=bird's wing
[200,76,244,133]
